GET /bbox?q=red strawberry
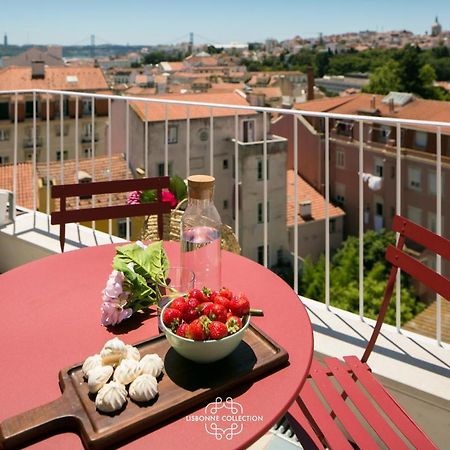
[176,322,190,338]
[188,288,208,303]
[208,321,228,340]
[219,287,233,299]
[209,303,228,323]
[162,307,182,330]
[184,307,200,323]
[226,315,243,334]
[171,297,189,316]
[188,315,211,341]
[186,297,200,309]
[213,294,230,310]
[198,301,214,316]
[209,289,219,302]
[229,293,250,317]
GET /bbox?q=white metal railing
[1,88,449,346]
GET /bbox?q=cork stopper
[187,175,215,200]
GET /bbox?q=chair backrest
[51,176,171,252]
[362,215,450,362]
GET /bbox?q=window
[0,103,9,120]
[117,220,130,239]
[0,156,9,164]
[335,182,345,206]
[242,119,255,142]
[83,123,94,137]
[335,120,353,137]
[257,202,270,223]
[415,131,427,149]
[157,162,173,176]
[223,159,229,170]
[330,218,336,233]
[336,150,345,168]
[56,150,68,161]
[257,203,263,223]
[223,199,228,210]
[428,171,444,196]
[374,157,384,178]
[82,99,92,116]
[375,202,383,216]
[83,148,93,158]
[407,205,422,225]
[408,167,421,191]
[25,100,36,119]
[257,159,269,181]
[168,125,178,144]
[0,129,10,141]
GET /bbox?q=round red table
[0,242,313,450]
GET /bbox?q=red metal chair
[51,176,171,252]
[288,215,444,449]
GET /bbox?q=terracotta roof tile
[130,91,256,122]
[295,93,450,133]
[0,66,109,91]
[0,162,35,209]
[287,170,345,227]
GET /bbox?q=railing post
[325,117,330,309]
[358,120,364,319]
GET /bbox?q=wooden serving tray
[0,324,288,450]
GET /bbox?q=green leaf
[170,175,187,202]
[140,189,157,203]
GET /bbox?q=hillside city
[0,18,449,339]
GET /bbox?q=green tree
[299,230,426,325]
[364,60,401,95]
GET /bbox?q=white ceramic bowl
[160,300,250,364]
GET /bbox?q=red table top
[0,242,313,450]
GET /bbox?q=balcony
[0,88,449,448]
[23,136,43,148]
[81,132,99,143]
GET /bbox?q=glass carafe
[180,175,222,290]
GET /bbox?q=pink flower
[103,270,126,299]
[162,190,177,208]
[101,270,131,326]
[127,190,141,205]
[100,301,133,326]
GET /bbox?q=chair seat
[288,356,437,450]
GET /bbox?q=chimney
[300,200,312,219]
[306,66,314,101]
[370,95,376,109]
[31,61,45,79]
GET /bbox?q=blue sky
[1,0,449,46]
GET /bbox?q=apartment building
[272,92,450,243]
[0,63,110,165]
[111,91,289,265]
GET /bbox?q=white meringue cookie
[95,381,127,413]
[126,344,141,362]
[138,354,164,378]
[82,354,102,379]
[113,358,141,385]
[87,365,113,394]
[100,337,127,366]
[129,374,158,402]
